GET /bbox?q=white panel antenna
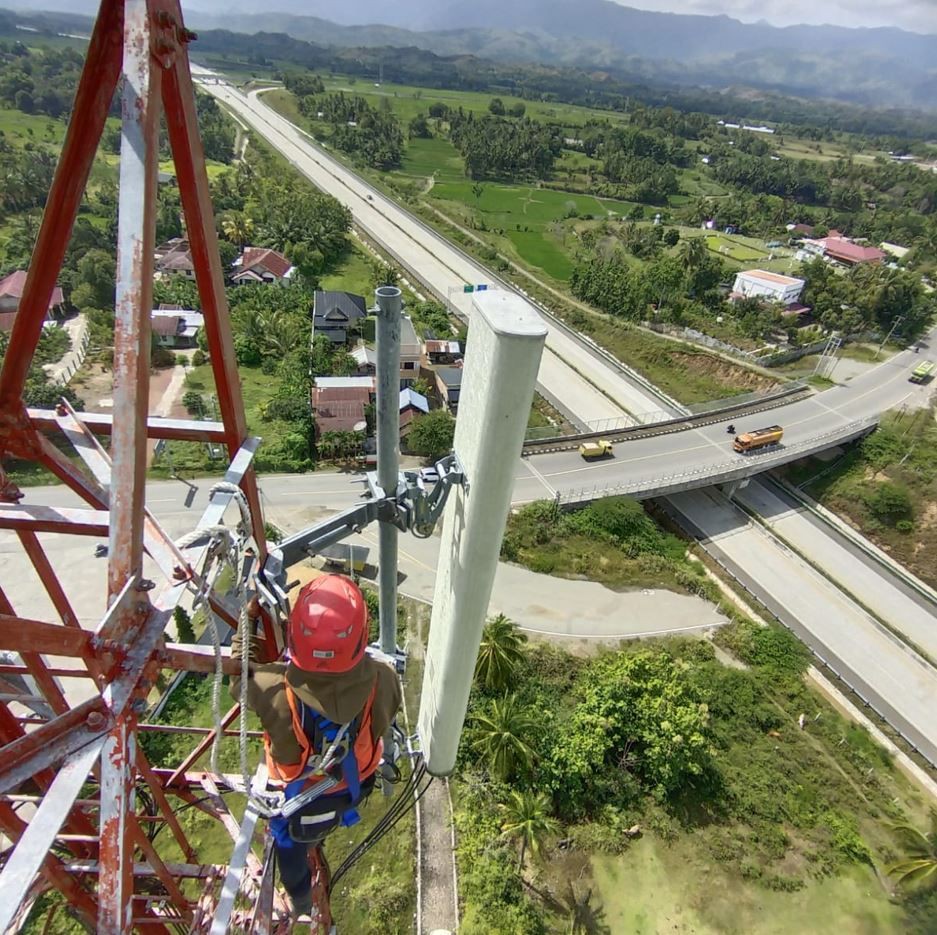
[417,291,546,775]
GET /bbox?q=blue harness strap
[281,699,365,831]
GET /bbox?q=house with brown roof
[231,247,294,285]
[0,270,65,331]
[424,338,462,365]
[154,238,195,279]
[821,237,885,266]
[311,386,371,435]
[151,310,204,348]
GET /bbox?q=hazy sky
[611,0,935,33]
[9,0,932,35]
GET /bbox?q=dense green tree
[407,409,455,460]
[71,249,116,310]
[408,113,431,139]
[488,97,505,116]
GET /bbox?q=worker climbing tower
[0,1,546,930]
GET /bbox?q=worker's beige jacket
[230,633,401,771]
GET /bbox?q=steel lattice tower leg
[0,1,285,930]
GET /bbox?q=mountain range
[7,0,937,109]
[180,0,937,110]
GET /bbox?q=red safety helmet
[288,574,368,674]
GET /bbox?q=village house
[0,270,65,331]
[230,247,294,285]
[424,338,462,365]
[732,269,805,307]
[154,238,195,279]
[435,366,463,412]
[150,310,204,348]
[313,291,368,345]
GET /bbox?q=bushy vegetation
[784,409,937,589]
[501,497,701,591]
[455,611,926,932]
[449,110,561,181]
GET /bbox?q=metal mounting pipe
[375,286,402,654]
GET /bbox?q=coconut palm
[679,235,708,270]
[471,693,538,782]
[887,816,937,890]
[499,790,558,871]
[474,614,528,692]
[220,211,254,249]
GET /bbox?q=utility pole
[876,315,904,360]
[375,286,402,655]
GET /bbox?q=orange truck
[733,425,784,454]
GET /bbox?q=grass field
[398,135,464,183]
[319,245,375,297]
[590,840,904,935]
[429,181,633,278]
[0,107,68,145]
[705,233,771,262]
[318,74,630,132]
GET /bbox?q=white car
[419,466,440,484]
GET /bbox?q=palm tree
[499,790,558,871]
[679,236,708,270]
[474,614,528,692]
[221,211,254,249]
[471,694,538,782]
[887,817,937,890]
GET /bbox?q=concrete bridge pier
[721,478,751,500]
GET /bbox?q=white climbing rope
[175,483,257,793]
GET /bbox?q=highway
[195,71,667,424]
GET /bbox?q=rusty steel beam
[0,803,100,928]
[0,503,111,536]
[0,665,94,679]
[108,0,161,605]
[0,697,110,796]
[29,408,227,442]
[0,614,91,658]
[0,0,123,415]
[161,16,268,565]
[0,591,71,716]
[98,716,137,933]
[134,750,197,863]
[17,531,84,630]
[0,739,104,934]
[166,705,239,786]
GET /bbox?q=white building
[732,269,805,306]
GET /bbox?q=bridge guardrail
[556,417,878,506]
[522,382,811,454]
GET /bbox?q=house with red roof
[819,237,885,266]
[0,270,65,331]
[798,234,885,267]
[230,247,294,285]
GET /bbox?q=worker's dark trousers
[272,816,311,899]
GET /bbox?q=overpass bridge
[551,418,876,505]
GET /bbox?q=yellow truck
[578,439,613,460]
[733,425,784,454]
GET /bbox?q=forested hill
[176,0,937,111]
[3,5,937,137]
